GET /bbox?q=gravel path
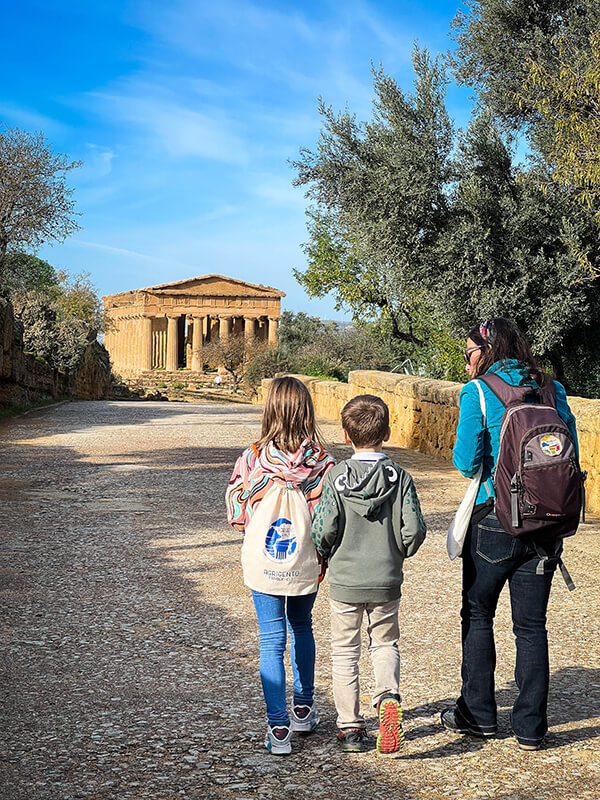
[1,400,599,800]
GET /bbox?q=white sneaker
[290,703,320,734]
[264,724,292,755]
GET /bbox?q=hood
[257,439,332,489]
[332,458,400,518]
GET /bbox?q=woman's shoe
[441,708,495,739]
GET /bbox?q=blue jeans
[251,590,317,726]
[457,512,560,745]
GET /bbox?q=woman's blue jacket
[452,359,578,505]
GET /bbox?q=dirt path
[1,400,598,800]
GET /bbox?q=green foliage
[276,310,327,355]
[8,261,105,373]
[54,270,105,331]
[518,31,600,241]
[16,292,91,372]
[292,48,453,346]
[0,252,59,298]
[0,125,81,268]
[171,381,185,390]
[449,0,600,130]
[245,346,290,391]
[292,44,600,395]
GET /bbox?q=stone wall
[256,371,600,516]
[0,298,113,408]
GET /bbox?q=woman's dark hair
[468,318,546,386]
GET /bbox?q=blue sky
[1,0,474,318]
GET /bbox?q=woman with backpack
[226,376,335,755]
[442,318,580,751]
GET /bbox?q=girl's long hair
[255,376,324,453]
[469,318,546,386]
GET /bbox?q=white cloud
[87,88,248,163]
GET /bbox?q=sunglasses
[462,345,482,365]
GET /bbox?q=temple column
[219,315,231,343]
[140,316,153,372]
[244,316,256,343]
[123,318,130,371]
[133,317,140,372]
[166,315,179,371]
[268,316,279,346]
[191,315,204,372]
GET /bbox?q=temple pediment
[104,275,285,300]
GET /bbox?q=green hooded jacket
[311,455,426,603]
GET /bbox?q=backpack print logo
[264,518,297,562]
[540,435,563,457]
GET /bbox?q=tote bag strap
[473,380,490,497]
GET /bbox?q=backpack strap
[529,539,576,592]
[478,373,531,406]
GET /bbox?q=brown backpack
[481,373,586,590]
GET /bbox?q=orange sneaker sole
[377,698,405,754]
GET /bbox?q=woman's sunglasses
[462,345,482,365]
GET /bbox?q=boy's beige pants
[329,598,401,729]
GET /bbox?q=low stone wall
[256,371,600,516]
[0,298,113,408]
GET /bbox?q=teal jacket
[311,454,426,603]
[453,359,578,505]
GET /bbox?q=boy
[312,395,426,754]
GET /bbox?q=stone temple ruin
[102,275,284,378]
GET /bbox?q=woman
[442,318,578,751]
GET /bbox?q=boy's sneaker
[264,724,292,755]
[290,702,319,734]
[337,727,370,753]
[441,707,496,739]
[376,695,405,754]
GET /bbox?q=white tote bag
[447,380,487,560]
[241,482,321,595]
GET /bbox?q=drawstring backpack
[240,446,321,596]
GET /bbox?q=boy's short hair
[341,394,390,448]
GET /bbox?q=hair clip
[479,320,496,342]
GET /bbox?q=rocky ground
[1,400,598,800]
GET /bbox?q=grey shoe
[441,708,495,739]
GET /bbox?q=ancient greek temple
[102,275,284,376]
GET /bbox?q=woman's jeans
[251,590,317,726]
[458,512,560,745]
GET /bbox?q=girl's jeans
[251,590,317,727]
[458,512,560,745]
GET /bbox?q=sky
[1,0,475,319]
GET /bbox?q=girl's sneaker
[290,702,320,734]
[264,724,292,755]
[376,695,405,754]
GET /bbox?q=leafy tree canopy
[0,251,59,298]
[0,125,81,269]
[292,49,453,347]
[449,0,600,133]
[518,30,600,237]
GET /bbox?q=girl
[442,318,578,751]
[226,376,335,755]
